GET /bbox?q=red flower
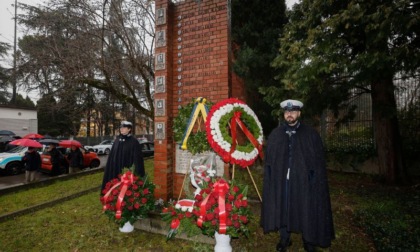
[134,203,140,209]
[242,200,248,207]
[143,188,149,194]
[170,218,180,229]
[228,194,235,202]
[141,198,148,204]
[240,215,248,223]
[233,221,240,228]
[233,186,239,193]
[206,213,215,221]
[195,194,203,202]
[225,204,233,212]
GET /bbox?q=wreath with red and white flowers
[205,98,264,167]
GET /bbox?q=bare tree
[17,0,155,125]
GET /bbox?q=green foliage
[219,107,262,154]
[231,0,287,134]
[12,94,36,108]
[325,127,376,164]
[173,99,213,155]
[266,0,419,118]
[397,100,420,168]
[354,194,420,251]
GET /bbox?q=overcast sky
[0,0,299,102]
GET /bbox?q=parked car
[140,142,154,158]
[92,140,114,155]
[0,145,27,175]
[137,137,148,143]
[40,146,101,174]
[84,145,95,152]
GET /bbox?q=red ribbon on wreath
[102,171,135,219]
[229,111,264,161]
[197,179,230,234]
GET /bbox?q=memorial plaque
[155,99,165,117]
[175,148,225,176]
[155,76,166,93]
[156,30,166,48]
[155,122,165,140]
[155,53,165,70]
[156,8,166,25]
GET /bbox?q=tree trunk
[371,78,407,184]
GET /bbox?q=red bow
[197,180,230,234]
[229,111,264,162]
[102,172,135,219]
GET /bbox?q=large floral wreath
[205,98,264,167]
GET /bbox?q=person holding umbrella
[10,139,43,183]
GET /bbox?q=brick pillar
[154,0,243,200]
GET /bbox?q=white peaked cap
[120,121,133,127]
[280,99,304,110]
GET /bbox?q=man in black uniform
[101,121,145,191]
[261,99,335,252]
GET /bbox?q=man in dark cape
[101,121,145,191]
[261,99,335,252]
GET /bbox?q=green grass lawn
[0,159,418,251]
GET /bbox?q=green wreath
[173,99,213,155]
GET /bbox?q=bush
[325,127,376,165]
[353,192,420,251]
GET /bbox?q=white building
[0,106,38,137]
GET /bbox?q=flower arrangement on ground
[100,168,155,228]
[162,177,251,239]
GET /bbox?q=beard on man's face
[286,116,298,125]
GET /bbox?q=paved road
[0,155,108,189]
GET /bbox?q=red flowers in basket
[162,178,251,239]
[100,168,155,228]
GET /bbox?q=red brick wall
[154,0,245,200]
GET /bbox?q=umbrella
[38,139,60,145]
[59,140,82,148]
[22,133,45,139]
[0,130,15,136]
[9,139,43,148]
[0,135,15,143]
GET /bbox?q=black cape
[101,134,145,191]
[261,122,335,247]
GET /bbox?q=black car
[140,142,154,157]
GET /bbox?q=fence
[320,74,420,154]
